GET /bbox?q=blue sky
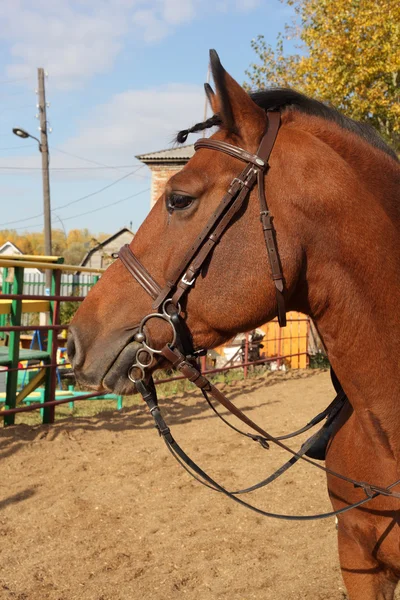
[0,0,295,236]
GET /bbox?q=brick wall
[150,165,183,208]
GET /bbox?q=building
[0,241,41,287]
[79,228,134,270]
[136,145,195,208]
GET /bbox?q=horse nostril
[66,332,76,368]
[67,327,84,369]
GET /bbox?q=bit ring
[128,364,146,383]
[138,313,177,354]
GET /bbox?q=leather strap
[119,244,161,300]
[194,138,266,168]
[160,344,400,500]
[116,112,400,520]
[157,162,256,309]
[118,111,286,325]
[257,113,286,327]
[256,111,281,164]
[171,167,258,305]
[139,374,400,520]
[191,111,286,326]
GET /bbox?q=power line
[0,104,37,113]
[52,147,130,171]
[0,145,146,173]
[0,90,32,101]
[0,164,147,170]
[62,187,150,221]
[0,144,36,151]
[54,166,144,211]
[1,187,150,231]
[0,164,146,227]
[0,76,31,85]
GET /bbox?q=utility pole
[37,68,52,291]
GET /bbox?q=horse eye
[167,192,194,212]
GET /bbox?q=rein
[116,112,400,519]
[136,372,400,520]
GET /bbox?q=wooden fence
[214,312,310,370]
[259,312,309,369]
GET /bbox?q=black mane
[176,88,398,161]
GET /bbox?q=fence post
[43,269,61,424]
[4,266,24,426]
[306,317,311,367]
[244,333,249,378]
[72,273,80,296]
[0,267,9,340]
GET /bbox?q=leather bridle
[119,110,285,326]
[115,111,400,519]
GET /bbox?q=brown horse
[69,50,400,599]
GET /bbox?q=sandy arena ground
[0,369,394,600]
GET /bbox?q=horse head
[73,48,400,394]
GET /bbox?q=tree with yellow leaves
[245,0,399,150]
[0,228,112,265]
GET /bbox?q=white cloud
[161,0,196,25]
[131,10,169,44]
[0,0,259,89]
[0,1,127,89]
[63,83,205,160]
[235,0,261,11]
[0,83,205,181]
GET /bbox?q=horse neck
[301,142,400,457]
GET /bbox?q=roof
[0,241,24,255]
[79,227,134,268]
[136,144,195,164]
[0,241,42,274]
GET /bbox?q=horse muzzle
[68,325,144,394]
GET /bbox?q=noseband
[115,111,400,519]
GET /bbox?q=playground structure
[0,253,311,427]
[0,254,123,426]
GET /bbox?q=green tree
[245,0,400,150]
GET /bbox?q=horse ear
[209,49,266,140]
[204,83,217,113]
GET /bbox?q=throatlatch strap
[256,112,286,327]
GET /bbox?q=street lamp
[12,121,52,292]
[12,128,42,151]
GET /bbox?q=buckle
[260,210,270,224]
[193,348,207,357]
[231,177,245,189]
[230,169,256,193]
[181,272,196,286]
